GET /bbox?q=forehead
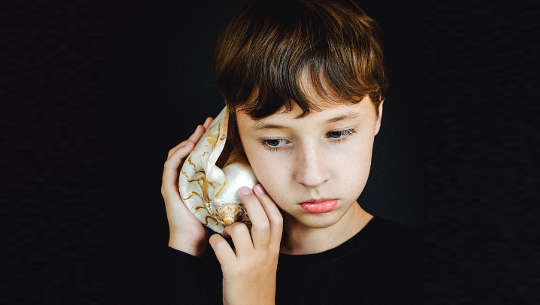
[236,95,374,128]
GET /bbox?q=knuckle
[160,184,169,193]
[272,216,284,225]
[210,234,225,245]
[232,223,247,234]
[256,220,270,231]
[167,147,178,156]
[230,224,241,234]
[209,235,217,246]
[163,160,176,168]
[186,139,196,146]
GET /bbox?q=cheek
[337,139,374,194]
[242,134,375,202]
[250,154,288,189]
[252,161,292,209]
[243,149,291,205]
[242,142,283,179]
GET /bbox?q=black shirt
[160,216,421,305]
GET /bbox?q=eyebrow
[253,111,361,130]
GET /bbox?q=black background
[5,0,540,304]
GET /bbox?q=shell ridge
[178,106,255,234]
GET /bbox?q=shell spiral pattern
[178,106,258,233]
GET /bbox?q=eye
[261,139,287,152]
[327,129,356,141]
[260,128,357,152]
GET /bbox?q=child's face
[235,94,383,230]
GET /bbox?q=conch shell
[178,106,257,233]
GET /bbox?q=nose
[293,141,330,188]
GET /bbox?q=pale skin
[161,118,281,305]
[236,94,382,255]
[161,121,209,257]
[161,86,383,305]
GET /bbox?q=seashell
[178,106,257,233]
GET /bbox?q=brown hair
[213,0,387,155]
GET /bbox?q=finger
[161,141,194,195]
[222,222,253,258]
[187,124,205,143]
[253,184,283,247]
[209,233,236,267]
[203,117,214,129]
[178,124,206,153]
[237,187,271,250]
[169,116,213,157]
[167,125,204,158]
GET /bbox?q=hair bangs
[215,0,387,120]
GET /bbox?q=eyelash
[261,128,357,152]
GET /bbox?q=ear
[374,99,384,136]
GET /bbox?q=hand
[209,184,283,305]
[161,116,214,256]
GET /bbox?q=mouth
[299,198,338,213]
[300,198,335,204]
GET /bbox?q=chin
[288,209,344,228]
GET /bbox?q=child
[160,1,420,304]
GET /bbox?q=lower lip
[300,200,338,213]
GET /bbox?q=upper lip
[300,198,335,204]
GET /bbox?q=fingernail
[238,187,251,196]
[254,184,264,195]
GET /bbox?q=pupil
[330,131,341,138]
[267,139,280,146]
